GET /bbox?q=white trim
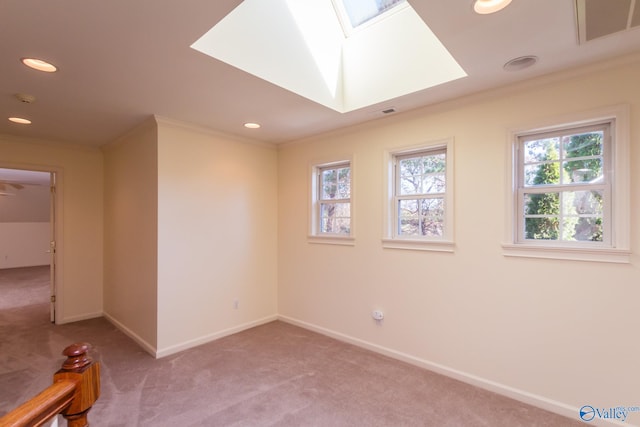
[57,311,103,324]
[382,138,455,251]
[502,243,630,263]
[155,315,278,359]
[504,104,630,262]
[381,238,454,252]
[277,315,615,425]
[105,312,279,359]
[308,235,356,246]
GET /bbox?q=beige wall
[156,119,278,356]
[103,118,159,352]
[277,56,640,417]
[0,135,103,323]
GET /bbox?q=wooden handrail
[0,343,100,427]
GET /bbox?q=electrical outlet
[234,299,239,309]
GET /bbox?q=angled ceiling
[191,0,466,113]
[1,0,640,148]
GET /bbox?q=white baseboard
[277,315,632,427]
[155,314,279,359]
[56,311,103,325]
[102,311,158,357]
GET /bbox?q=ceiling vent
[576,0,640,43]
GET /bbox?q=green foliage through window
[522,127,606,242]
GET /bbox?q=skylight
[336,0,407,29]
[191,0,466,114]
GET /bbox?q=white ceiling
[1,0,640,149]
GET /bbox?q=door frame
[0,162,63,323]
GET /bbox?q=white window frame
[382,139,454,252]
[503,105,630,263]
[309,157,355,246]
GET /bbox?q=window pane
[334,217,351,234]
[320,202,350,234]
[524,137,560,163]
[422,174,445,194]
[568,217,603,242]
[337,167,351,198]
[322,183,337,199]
[320,202,351,219]
[400,157,421,176]
[420,198,444,237]
[524,192,560,215]
[398,199,419,235]
[400,175,421,195]
[524,162,561,186]
[563,131,603,159]
[563,158,603,183]
[524,190,603,242]
[422,153,445,174]
[525,217,559,240]
[571,190,603,215]
[341,0,405,28]
[321,166,350,200]
[398,198,443,236]
[321,169,337,199]
[399,153,445,195]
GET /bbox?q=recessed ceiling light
[8,117,32,125]
[244,122,261,129]
[21,57,57,73]
[503,55,538,71]
[473,0,512,14]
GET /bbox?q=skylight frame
[191,0,467,114]
[331,0,409,37]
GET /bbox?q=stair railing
[0,343,100,427]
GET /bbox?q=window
[310,160,354,244]
[504,106,630,263]
[333,0,407,32]
[518,123,609,244]
[383,139,454,252]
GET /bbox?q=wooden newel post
[53,343,101,427]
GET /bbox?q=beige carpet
[1,266,584,426]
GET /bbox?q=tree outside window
[395,150,446,238]
[521,126,606,243]
[318,164,351,235]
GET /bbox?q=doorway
[0,167,56,322]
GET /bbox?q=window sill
[382,238,455,252]
[502,243,630,263]
[308,235,355,246]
